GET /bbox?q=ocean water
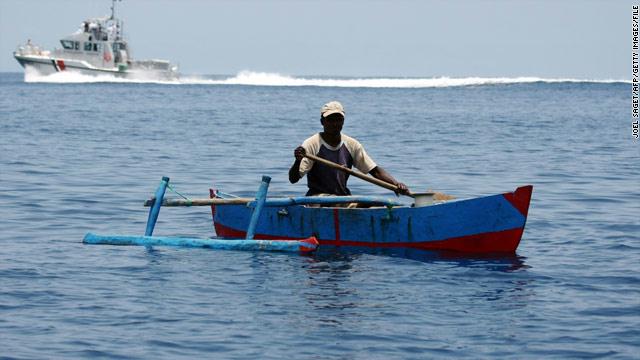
[0,71,638,359]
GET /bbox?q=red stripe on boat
[209,189,216,227]
[320,228,524,253]
[503,185,533,217]
[214,223,302,241]
[214,223,524,253]
[56,60,66,71]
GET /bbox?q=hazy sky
[0,0,630,78]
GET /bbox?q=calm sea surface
[0,72,638,359]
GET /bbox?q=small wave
[206,71,628,88]
[24,69,628,88]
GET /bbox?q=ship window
[61,40,75,50]
[112,42,127,52]
[74,41,79,50]
[84,42,92,51]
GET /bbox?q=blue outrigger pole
[145,176,169,236]
[83,176,319,253]
[246,175,270,240]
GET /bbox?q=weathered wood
[144,198,253,207]
[83,233,319,253]
[145,176,169,236]
[144,195,404,207]
[246,175,271,240]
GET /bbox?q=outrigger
[84,176,320,253]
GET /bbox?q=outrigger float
[84,155,533,254]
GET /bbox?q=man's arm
[369,166,410,195]
[288,146,306,184]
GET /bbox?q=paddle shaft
[303,153,412,196]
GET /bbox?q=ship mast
[110,0,124,40]
[111,0,122,20]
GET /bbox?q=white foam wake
[211,71,627,87]
[23,67,181,84]
[24,69,628,87]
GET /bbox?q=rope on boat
[166,183,193,206]
[214,190,239,198]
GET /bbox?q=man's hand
[294,146,306,161]
[370,166,411,196]
[289,146,306,184]
[394,182,410,196]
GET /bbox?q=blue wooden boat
[211,185,533,253]
[85,174,532,254]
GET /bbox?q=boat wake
[24,69,628,87]
[23,67,180,84]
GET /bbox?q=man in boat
[289,100,410,197]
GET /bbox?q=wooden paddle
[303,153,455,201]
[304,153,405,193]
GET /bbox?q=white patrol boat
[13,0,178,79]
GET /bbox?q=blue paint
[83,233,317,252]
[339,194,526,243]
[247,196,404,208]
[144,176,169,236]
[246,175,271,240]
[214,190,527,244]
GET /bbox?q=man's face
[321,113,344,135]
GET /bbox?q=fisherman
[289,101,410,197]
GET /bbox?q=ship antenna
[111,0,122,20]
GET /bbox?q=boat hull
[212,185,533,253]
[14,53,176,80]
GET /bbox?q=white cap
[321,101,345,118]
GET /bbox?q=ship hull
[14,53,176,80]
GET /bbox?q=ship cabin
[56,16,129,70]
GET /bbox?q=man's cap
[321,101,345,118]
